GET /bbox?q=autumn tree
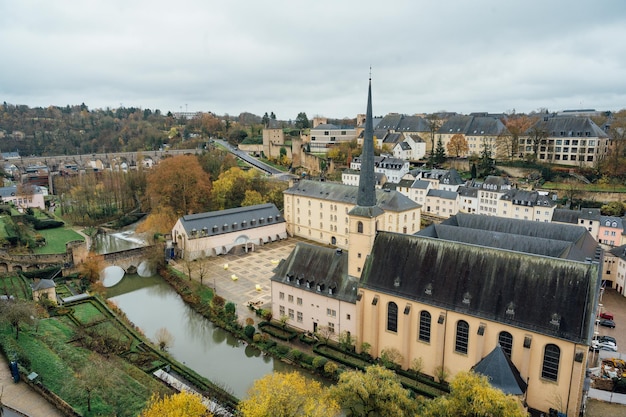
[329,365,419,417]
[446,134,469,157]
[241,190,265,207]
[142,155,211,231]
[421,371,526,417]
[140,391,211,417]
[502,115,536,160]
[600,110,626,178]
[526,121,548,161]
[79,253,104,283]
[197,148,238,180]
[239,371,339,417]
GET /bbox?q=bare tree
[0,299,36,340]
[155,327,174,351]
[196,257,209,286]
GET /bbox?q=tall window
[542,344,560,381]
[387,302,398,332]
[419,311,431,343]
[357,221,363,233]
[498,331,513,357]
[455,320,469,354]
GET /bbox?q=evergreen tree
[471,163,477,179]
[478,139,494,176]
[434,137,446,165]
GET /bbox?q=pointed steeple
[357,76,377,207]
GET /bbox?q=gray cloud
[1,0,625,120]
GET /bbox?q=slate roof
[32,279,56,291]
[270,243,358,303]
[500,189,556,208]
[435,213,599,262]
[609,244,626,260]
[472,345,527,395]
[0,185,44,198]
[361,232,599,343]
[600,216,626,231]
[311,123,341,130]
[382,133,403,144]
[176,203,284,237]
[411,180,431,190]
[285,180,420,212]
[552,208,601,224]
[376,114,431,132]
[457,185,478,198]
[527,116,608,138]
[438,115,509,136]
[396,142,412,151]
[426,189,458,200]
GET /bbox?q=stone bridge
[102,246,154,272]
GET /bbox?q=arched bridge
[102,246,155,272]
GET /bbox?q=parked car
[599,319,616,328]
[591,340,618,352]
[597,335,617,344]
[600,312,614,320]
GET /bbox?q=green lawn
[32,227,84,254]
[541,181,626,193]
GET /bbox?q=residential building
[357,214,601,416]
[341,170,386,189]
[309,123,357,153]
[392,135,426,161]
[350,155,410,184]
[437,115,510,159]
[598,216,625,248]
[475,176,512,216]
[423,189,459,218]
[458,185,479,214]
[270,242,358,336]
[552,208,601,241]
[171,203,287,260]
[518,116,610,167]
[605,245,626,295]
[497,189,556,222]
[0,185,46,211]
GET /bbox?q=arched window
[542,344,560,381]
[498,331,513,357]
[419,311,431,342]
[357,221,363,233]
[331,236,336,245]
[387,302,398,332]
[455,320,469,354]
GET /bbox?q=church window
[357,221,363,233]
[542,344,560,381]
[499,331,513,357]
[387,302,398,332]
[455,320,469,354]
[419,311,431,343]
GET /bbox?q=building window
[346,314,351,320]
[279,305,285,316]
[288,308,294,320]
[327,308,336,317]
[328,322,335,333]
[455,320,469,354]
[542,344,560,381]
[297,297,302,305]
[357,221,363,233]
[279,292,284,300]
[499,331,513,357]
[419,311,431,343]
[288,295,294,303]
[297,311,303,322]
[387,302,398,332]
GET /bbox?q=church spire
[357,75,377,207]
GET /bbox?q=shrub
[380,347,403,369]
[290,349,302,361]
[244,325,256,339]
[252,333,263,343]
[275,344,290,356]
[312,356,328,370]
[324,361,338,377]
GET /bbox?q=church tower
[348,76,384,278]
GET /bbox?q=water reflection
[92,228,148,254]
[108,275,327,398]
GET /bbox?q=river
[97,227,327,400]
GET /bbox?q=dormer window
[316,283,325,292]
[462,292,471,305]
[394,276,401,288]
[424,284,433,295]
[232,222,237,229]
[241,220,247,227]
[306,280,314,289]
[202,226,208,235]
[212,225,218,232]
[259,217,264,224]
[223,224,228,231]
[251,219,256,225]
[550,313,561,328]
[506,302,515,319]
[328,285,336,295]
[268,215,273,222]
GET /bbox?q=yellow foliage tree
[140,391,211,417]
[329,365,419,417]
[420,371,527,417]
[238,371,339,417]
[241,190,265,207]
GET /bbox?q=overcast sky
[1,1,625,120]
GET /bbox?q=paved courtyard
[170,237,308,323]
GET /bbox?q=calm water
[107,275,323,399]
